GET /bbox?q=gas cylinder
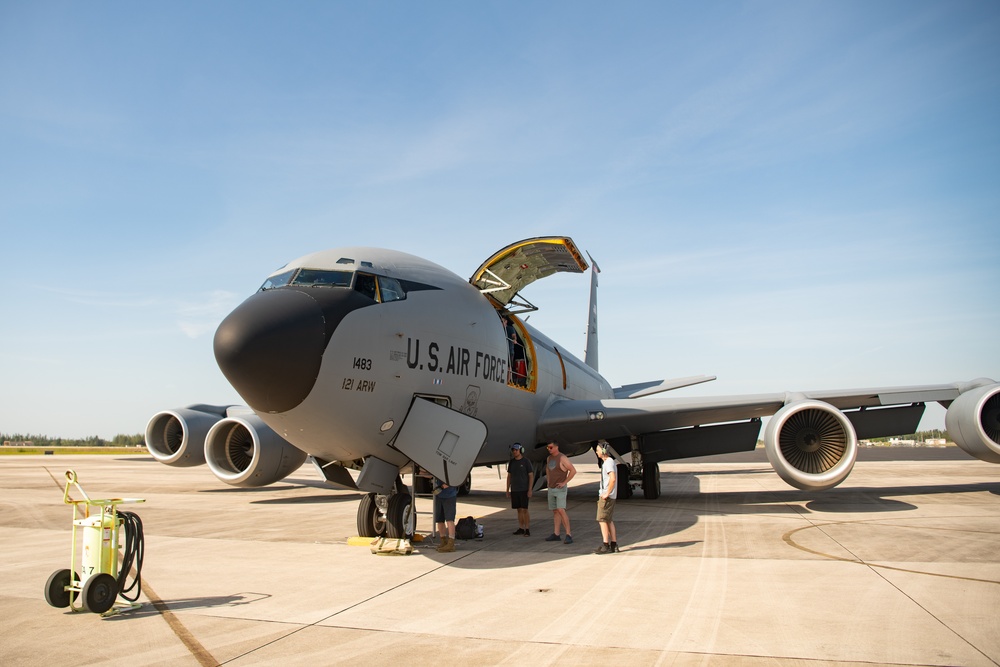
[77,512,119,580]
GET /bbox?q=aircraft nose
[214,289,326,413]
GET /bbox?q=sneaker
[513,528,524,535]
[544,533,561,542]
[564,534,574,544]
[523,529,530,537]
[609,542,619,553]
[594,543,610,554]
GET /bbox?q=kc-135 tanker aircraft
[145,236,1000,539]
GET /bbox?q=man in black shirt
[506,443,535,536]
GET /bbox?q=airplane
[144,236,1000,540]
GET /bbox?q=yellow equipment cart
[44,470,145,615]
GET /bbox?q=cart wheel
[82,573,118,614]
[44,569,77,608]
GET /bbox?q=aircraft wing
[538,380,977,447]
[538,377,1000,491]
[470,236,588,309]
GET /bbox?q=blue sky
[1,1,997,439]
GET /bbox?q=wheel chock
[369,537,413,555]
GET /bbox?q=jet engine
[945,383,1000,464]
[764,399,858,491]
[205,414,308,487]
[145,405,230,467]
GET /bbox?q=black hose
[117,511,144,602]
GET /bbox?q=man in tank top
[543,442,577,544]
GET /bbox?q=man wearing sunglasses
[543,442,577,544]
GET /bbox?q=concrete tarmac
[2,451,999,666]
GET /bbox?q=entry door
[390,397,488,486]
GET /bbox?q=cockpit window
[378,276,404,302]
[258,267,406,302]
[354,273,377,299]
[292,269,353,288]
[259,269,296,291]
[353,273,406,303]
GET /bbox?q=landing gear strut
[625,437,660,500]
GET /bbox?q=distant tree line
[868,429,949,443]
[0,433,145,447]
[0,429,953,448]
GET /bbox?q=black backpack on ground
[455,516,478,540]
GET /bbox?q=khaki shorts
[596,497,616,522]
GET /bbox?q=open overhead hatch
[470,236,588,312]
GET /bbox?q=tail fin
[585,253,600,371]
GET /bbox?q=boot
[437,537,456,553]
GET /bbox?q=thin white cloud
[175,290,241,339]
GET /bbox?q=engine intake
[145,405,229,467]
[764,400,858,491]
[205,414,308,487]
[945,383,1000,464]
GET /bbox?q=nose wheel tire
[357,493,387,537]
[457,473,472,496]
[386,493,415,539]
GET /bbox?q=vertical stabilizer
[585,253,600,371]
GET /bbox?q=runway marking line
[782,520,1000,585]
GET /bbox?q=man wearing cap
[594,440,619,554]
[506,443,534,536]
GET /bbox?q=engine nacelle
[945,383,1000,464]
[145,405,230,467]
[764,400,858,491]
[205,414,308,487]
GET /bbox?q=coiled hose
[116,510,144,602]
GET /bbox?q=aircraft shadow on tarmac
[402,471,1000,569]
[166,463,998,569]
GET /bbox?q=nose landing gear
[356,476,414,539]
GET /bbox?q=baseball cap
[510,443,523,451]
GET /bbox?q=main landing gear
[618,442,661,500]
[613,460,661,499]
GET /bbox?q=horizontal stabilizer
[614,375,717,399]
